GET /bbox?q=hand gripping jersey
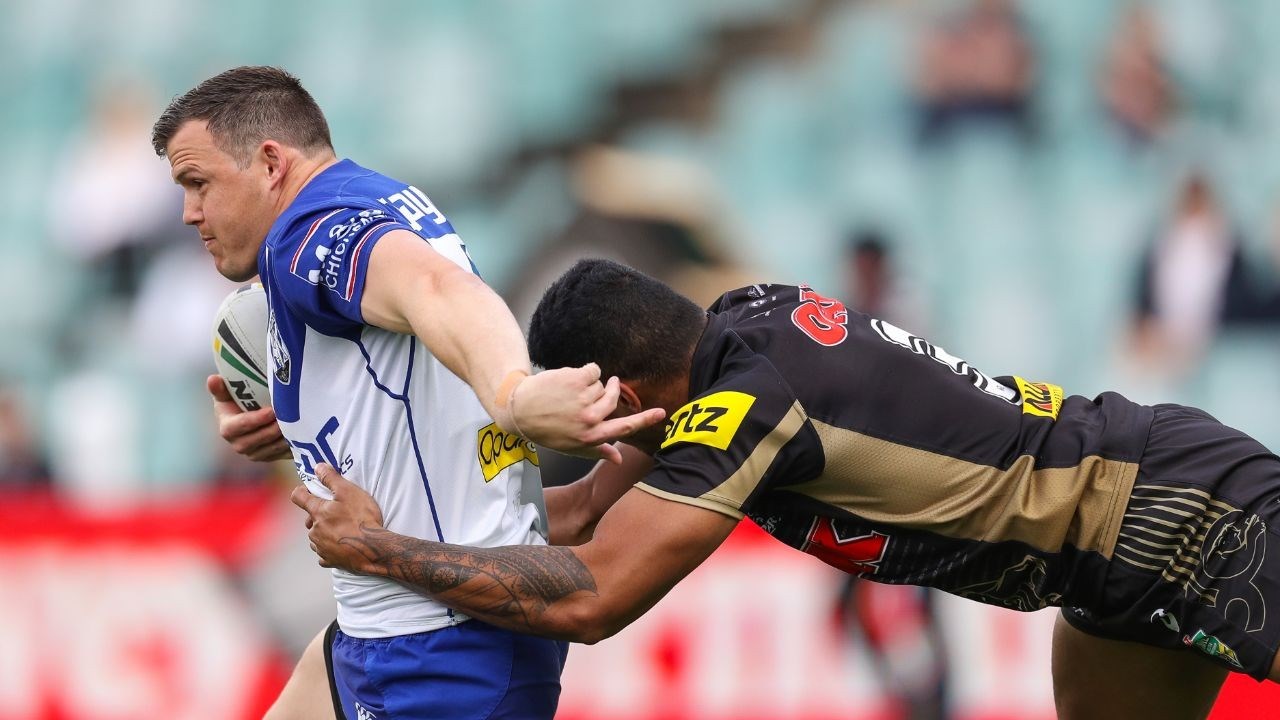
[636,284,1155,613]
[259,160,547,638]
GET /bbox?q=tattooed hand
[291,463,601,637]
[290,463,387,574]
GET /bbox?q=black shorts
[1064,404,1280,679]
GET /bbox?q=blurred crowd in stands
[8,3,1280,716]
[4,0,1280,519]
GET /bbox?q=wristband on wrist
[508,383,528,439]
[495,370,528,410]
[495,370,529,437]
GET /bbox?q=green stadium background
[3,0,1280,717]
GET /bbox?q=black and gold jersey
[635,283,1155,612]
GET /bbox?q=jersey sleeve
[635,361,819,520]
[268,206,408,330]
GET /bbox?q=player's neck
[273,154,340,216]
[632,369,694,419]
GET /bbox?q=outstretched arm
[293,463,736,643]
[359,230,664,463]
[544,443,654,546]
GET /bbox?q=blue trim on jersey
[353,335,406,402]
[400,341,448,544]
[353,337,447,544]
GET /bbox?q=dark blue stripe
[354,337,446,544]
[354,337,406,401]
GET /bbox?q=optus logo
[477,422,540,482]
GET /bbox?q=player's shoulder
[264,202,396,280]
[706,283,804,314]
[706,283,862,348]
[266,165,384,246]
[648,343,820,514]
[671,345,803,452]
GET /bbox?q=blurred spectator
[130,244,239,377]
[913,0,1036,143]
[129,246,266,488]
[0,385,52,487]
[506,145,756,317]
[1129,171,1276,377]
[1100,3,1177,147]
[46,370,143,507]
[46,78,187,372]
[46,79,182,300]
[834,579,951,720]
[843,228,930,334]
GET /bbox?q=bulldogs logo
[268,306,291,385]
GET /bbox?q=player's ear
[616,381,643,414]
[259,140,288,186]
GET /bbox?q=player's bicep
[573,486,737,636]
[359,228,474,335]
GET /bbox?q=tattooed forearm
[340,526,599,635]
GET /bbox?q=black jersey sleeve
[635,355,819,519]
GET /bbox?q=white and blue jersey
[259,159,548,639]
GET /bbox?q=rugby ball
[212,283,272,411]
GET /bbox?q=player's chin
[216,256,259,283]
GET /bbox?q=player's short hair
[151,66,333,165]
[529,259,707,384]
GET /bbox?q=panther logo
[1188,511,1267,633]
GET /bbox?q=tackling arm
[544,443,654,546]
[294,463,736,644]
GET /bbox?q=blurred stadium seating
[4,0,1280,717]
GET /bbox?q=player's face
[624,423,667,456]
[167,120,276,282]
[611,409,667,456]
[608,380,669,455]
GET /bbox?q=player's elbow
[559,602,629,645]
[548,514,597,548]
[566,621,619,646]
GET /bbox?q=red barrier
[0,494,1275,719]
[0,489,290,720]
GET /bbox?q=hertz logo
[661,391,757,451]
[477,423,539,482]
[1014,376,1063,420]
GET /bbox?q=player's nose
[182,194,203,226]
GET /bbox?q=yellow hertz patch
[661,391,757,451]
[1014,376,1064,420]
[477,423,539,482]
